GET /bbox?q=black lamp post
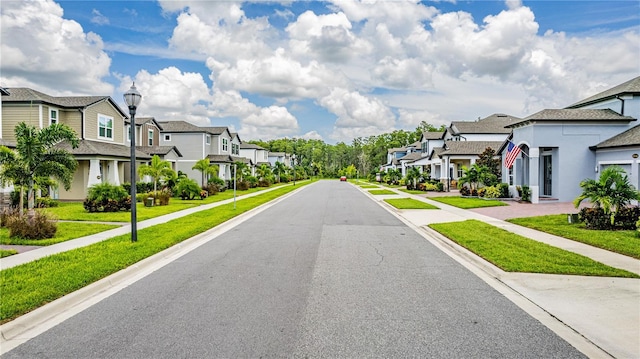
[124,83,142,242]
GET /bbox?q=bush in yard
[1,208,19,227]
[5,210,57,239]
[579,206,640,230]
[208,177,226,192]
[459,186,471,196]
[150,189,172,205]
[84,183,131,212]
[205,183,219,196]
[498,183,510,198]
[477,188,486,197]
[237,180,250,191]
[176,178,201,200]
[483,186,501,198]
[246,175,258,188]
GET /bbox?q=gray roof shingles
[567,76,640,109]
[55,140,151,159]
[451,113,520,134]
[508,108,635,127]
[440,141,504,156]
[593,125,640,149]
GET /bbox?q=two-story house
[1,87,151,201]
[158,120,243,184]
[406,131,445,176]
[501,76,639,203]
[268,152,291,167]
[239,143,270,175]
[430,113,518,190]
[131,117,182,175]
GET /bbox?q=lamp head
[123,82,142,109]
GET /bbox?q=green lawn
[429,220,638,278]
[359,185,379,188]
[0,222,120,246]
[1,249,17,258]
[508,215,640,259]
[369,189,397,195]
[398,188,425,195]
[384,198,439,209]
[0,183,305,324]
[429,196,508,209]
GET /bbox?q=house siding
[60,109,82,136]
[160,132,205,183]
[1,104,40,141]
[84,101,125,144]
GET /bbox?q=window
[148,129,154,146]
[222,138,228,152]
[98,114,114,140]
[421,141,427,153]
[457,166,463,178]
[50,109,58,125]
[231,143,238,155]
[164,134,171,141]
[127,125,131,142]
[206,135,211,145]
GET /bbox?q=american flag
[504,141,521,169]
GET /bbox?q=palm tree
[256,163,272,181]
[192,158,218,187]
[138,155,175,194]
[574,165,640,224]
[0,122,79,218]
[272,161,287,183]
[405,166,421,189]
[234,161,250,182]
[387,168,401,184]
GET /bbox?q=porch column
[88,159,102,187]
[443,156,450,191]
[529,148,540,204]
[108,160,120,186]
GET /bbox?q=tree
[272,161,287,183]
[192,158,218,187]
[344,164,357,178]
[256,163,272,182]
[476,147,501,183]
[0,122,79,218]
[574,166,640,224]
[138,155,175,194]
[405,166,422,189]
[457,164,496,190]
[234,161,250,182]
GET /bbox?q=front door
[543,155,552,196]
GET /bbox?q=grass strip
[384,198,438,209]
[429,196,508,209]
[0,249,17,258]
[1,223,120,246]
[508,215,640,259]
[398,189,426,195]
[429,220,638,278]
[369,189,397,195]
[359,185,378,188]
[0,183,305,324]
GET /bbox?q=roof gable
[567,76,640,109]
[450,113,520,135]
[593,124,640,150]
[508,108,636,127]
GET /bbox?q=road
[3,181,585,358]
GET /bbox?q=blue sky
[2,0,639,143]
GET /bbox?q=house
[405,131,445,175]
[427,114,518,190]
[129,117,182,174]
[1,87,151,201]
[268,152,291,167]
[381,142,421,176]
[239,143,270,175]
[501,76,639,203]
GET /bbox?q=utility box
[567,213,579,224]
[145,197,154,207]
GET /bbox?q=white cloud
[212,48,345,99]
[0,0,113,95]
[91,9,109,25]
[239,106,299,140]
[397,109,448,129]
[301,130,323,140]
[371,57,434,89]
[119,67,213,126]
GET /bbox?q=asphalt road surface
[4,181,585,358]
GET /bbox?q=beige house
[1,87,151,200]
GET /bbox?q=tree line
[250,121,446,179]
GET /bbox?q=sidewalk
[362,185,640,359]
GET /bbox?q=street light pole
[292,154,296,186]
[124,83,142,242]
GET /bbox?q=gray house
[501,76,640,203]
[158,120,238,183]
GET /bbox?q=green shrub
[459,186,471,196]
[521,185,531,202]
[477,188,486,197]
[5,211,57,239]
[176,178,201,200]
[483,186,501,198]
[258,179,272,187]
[1,208,19,227]
[424,182,441,192]
[498,183,510,198]
[205,183,219,196]
[83,183,131,212]
[579,206,640,230]
[246,176,258,188]
[208,177,226,192]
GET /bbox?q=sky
[1,0,639,144]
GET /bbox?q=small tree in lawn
[405,166,421,189]
[273,161,287,183]
[138,155,175,194]
[0,122,79,220]
[574,165,640,225]
[192,158,218,187]
[476,147,501,182]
